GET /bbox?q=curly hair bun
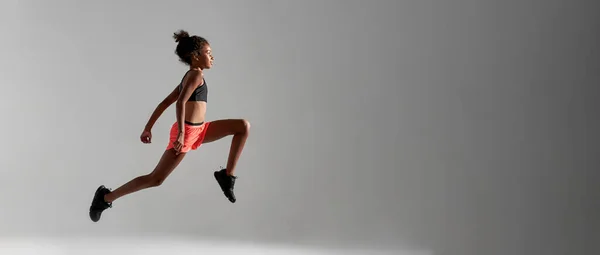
[173,30,190,42]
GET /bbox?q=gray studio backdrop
[0,0,598,255]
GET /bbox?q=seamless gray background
[0,0,598,255]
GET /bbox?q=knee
[237,119,251,134]
[242,119,251,133]
[145,174,166,187]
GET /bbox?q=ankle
[103,194,112,203]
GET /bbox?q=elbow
[175,100,186,113]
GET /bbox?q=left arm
[144,85,181,131]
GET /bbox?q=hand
[172,133,184,154]
[140,129,152,144]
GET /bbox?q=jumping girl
[88,30,250,222]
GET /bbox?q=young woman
[88,30,250,222]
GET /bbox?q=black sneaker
[214,169,237,203]
[89,185,112,222]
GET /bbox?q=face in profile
[195,45,214,69]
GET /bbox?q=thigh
[149,149,187,180]
[202,119,250,144]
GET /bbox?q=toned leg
[89,149,186,222]
[105,149,187,203]
[203,119,251,176]
[202,119,250,203]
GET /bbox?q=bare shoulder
[183,69,204,87]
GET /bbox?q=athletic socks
[214,168,237,203]
[89,185,112,222]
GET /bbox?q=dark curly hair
[173,29,209,66]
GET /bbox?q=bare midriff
[182,101,206,124]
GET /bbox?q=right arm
[175,70,204,135]
[143,85,181,131]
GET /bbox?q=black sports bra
[178,72,208,102]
